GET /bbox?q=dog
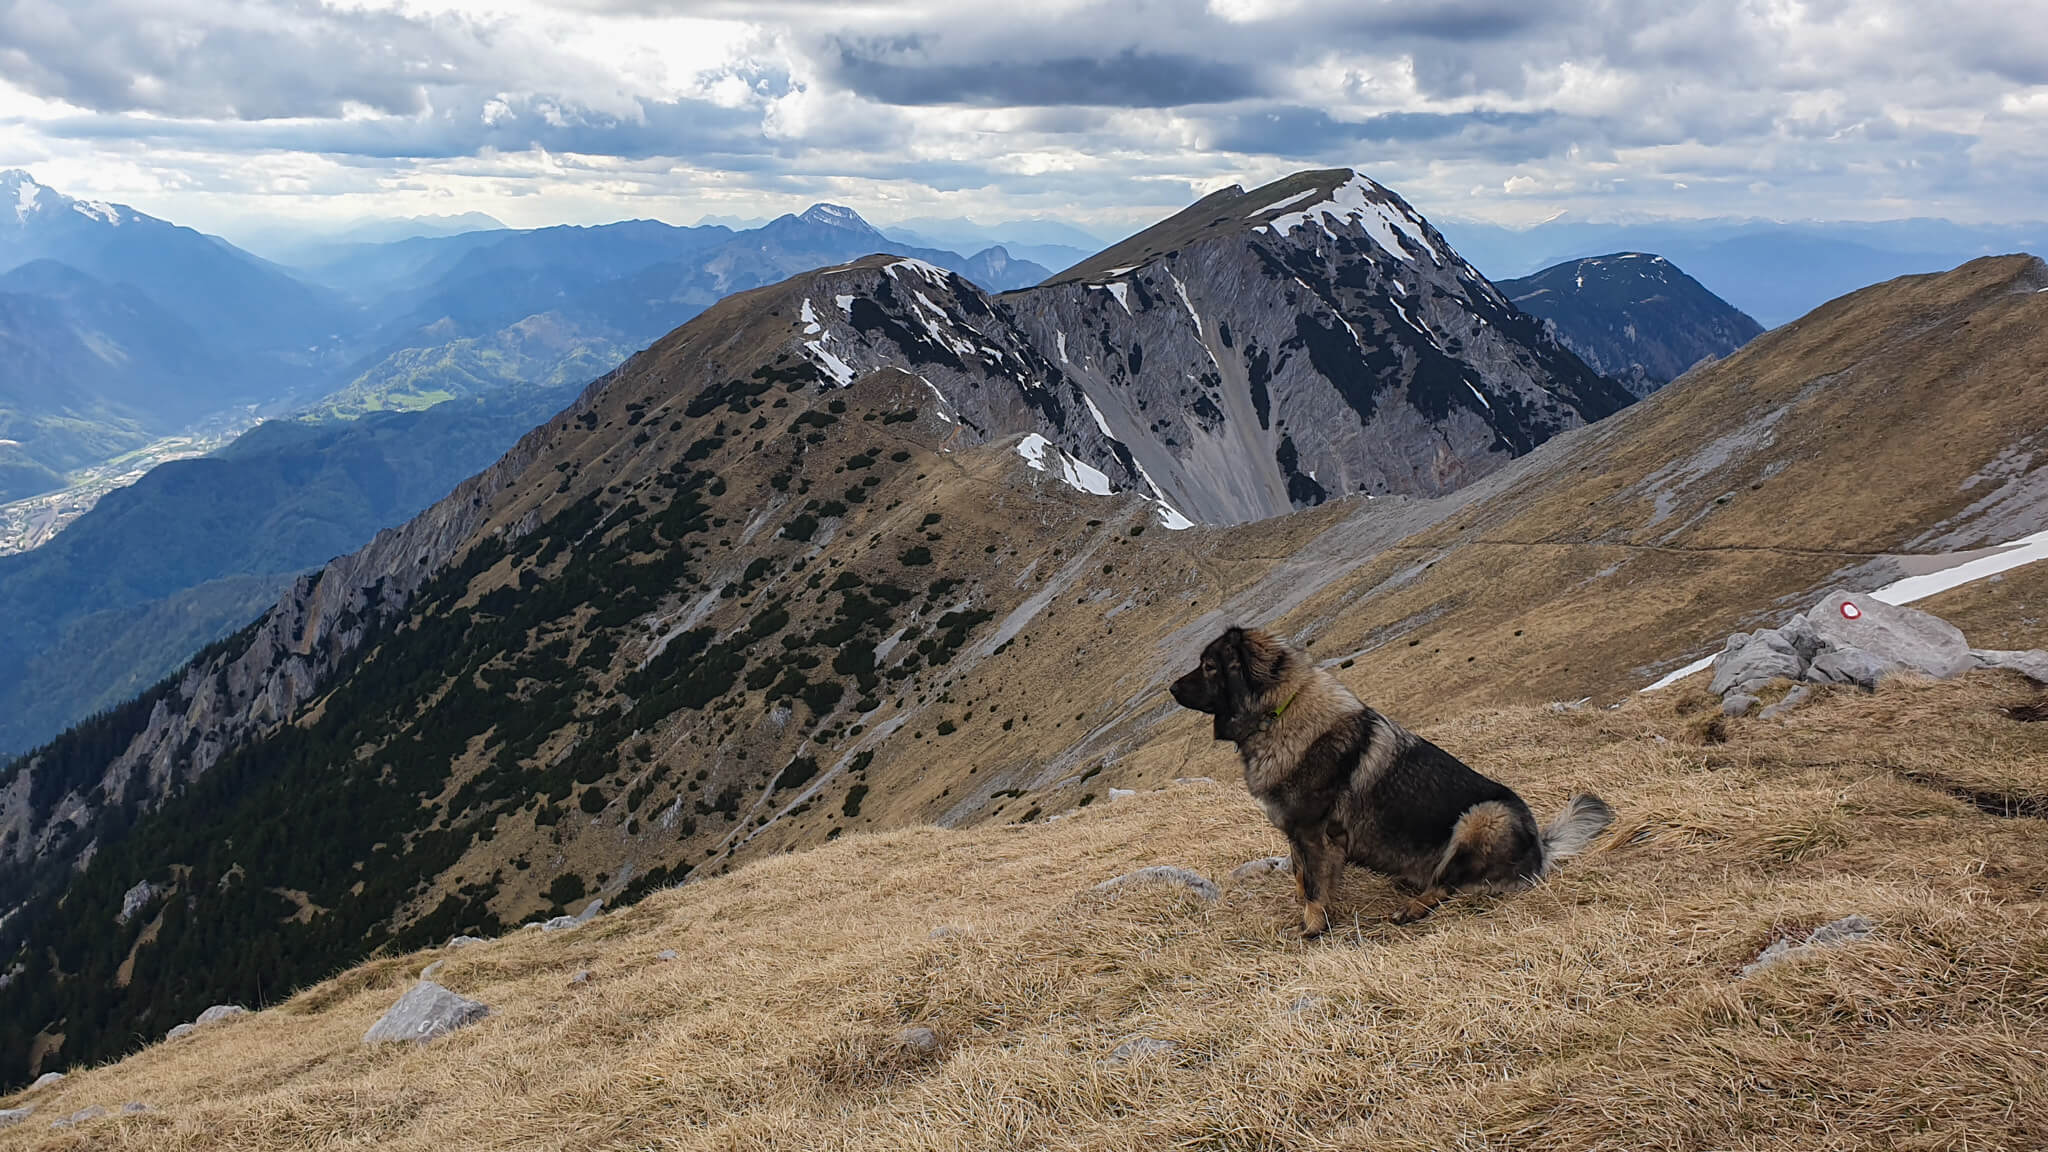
[1169,626,1613,937]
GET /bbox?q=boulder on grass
[1803,591,1971,680]
[0,1107,32,1128]
[1709,630,1805,696]
[362,981,490,1045]
[195,1004,248,1025]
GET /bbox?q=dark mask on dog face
[1170,628,1272,743]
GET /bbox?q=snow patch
[885,258,949,284]
[72,199,119,225]
[1251,189,1317,216]
[1015,433,1113,497]
[1091,282,1131,314]
[1056,330,1069,363]
[1264,173,1445,266]
[14,180,41,223]
[834,293,855,316]
[1465,382,1492,412]
[804,341,855,386]
[799,298,822,335]
[1081,392,1115,437]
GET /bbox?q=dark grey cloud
[0,0,515,119]
[1207,107,1561,159]
[823,43,1265,107]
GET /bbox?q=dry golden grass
[7,671,2048,1150]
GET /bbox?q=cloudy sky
[2,0,2045,240]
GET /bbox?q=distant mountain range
[1440,216,2048,327]
[0,385,580,758]
[1500,253,1764,396]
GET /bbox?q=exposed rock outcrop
[1739,915,1876,978]
[362,981,490,1045]
[1709,591,2048,710]
[1093,866,1221,902]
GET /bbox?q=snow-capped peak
[798,203,879,234]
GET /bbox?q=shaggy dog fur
[1171,626,1613,936]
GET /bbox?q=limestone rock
[541,898,604,933]
[1108,788,1137,802]
[893,1026,941,1055]
[195,1004,248,1025]
[1720,693,1759,718]
[1100,1035,1176,1065]
[0,1107,31,1128]
[362,980,490,1045]
[50,1105,106,1129]
[1171,777,1216,786]
[121,1102,152,1115]
[27,1072,63,1091]
[1709,629,1804,696]
[1094,865,1220,902]
[654,949,678,961]
[1971,648,2048,683]
[1739,915,1875,978]
[1804,591,1971,680]
[1758,685,1814,721]
[569,969,593,985]
[1230,856,1292,882]
[420,959,446,979]
[1805,646,1895,689]
[444,935,487,949]
[165,1023,196,1041]
[117,879,162,925]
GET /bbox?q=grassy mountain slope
[2,672,2045,1149]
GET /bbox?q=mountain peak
[797,203,879,233]
[1049,167,1448,285]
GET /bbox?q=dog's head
[1170,626,1293,743]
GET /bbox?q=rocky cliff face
[1000,169,1633,524]
[1499,253,1765,397]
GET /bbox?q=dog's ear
[1235,628,1287,690]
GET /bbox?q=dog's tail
[1538,793,1614,873]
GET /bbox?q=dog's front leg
[1289,834,1345,938]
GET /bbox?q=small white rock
[1100,1035,1176,1066]
[195,1004,248,1025]
[1739,915,1876,978]
[893,1025,940,1054]
[1108,788,1137,802]
[654,949,678,961]
[1229,856,1291,882]
[1094,866,1220,902]
[27,1072,63,1091]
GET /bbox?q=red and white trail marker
[1841,601,1863,620]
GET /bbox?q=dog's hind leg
[1391,886,1450,924]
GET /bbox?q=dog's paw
[1390,900,1435,925]
[1299,902,1330,939]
